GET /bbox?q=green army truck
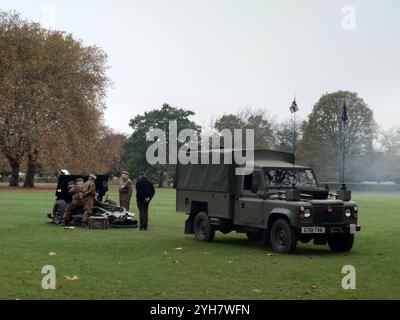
[175,149,361,254]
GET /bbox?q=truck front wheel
[193,212,215,242]
[270,218,297,254]
[328,234,354,252]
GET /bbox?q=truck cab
[175,149,361,254]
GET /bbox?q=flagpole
[293,111,296,166]
[342,120,346,185]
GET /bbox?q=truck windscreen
[263,168,317,187]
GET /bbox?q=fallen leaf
[57,284,64,289]
[49,252,56,256]
[161,251,168,256]
[174,247,183,251]
[204,251,209,255]
[227,260,235,264]
[64,275,79,281]
[25,270,32,274]
[253,289,261,293]
[266,253,273,256]
[310,284,317,289]
[172,259,179,264]
[272,261,278,264]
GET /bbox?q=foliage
[123,103,200,186]
[298,91,377,182]
[214,108,275,149]
[274,118,303,153]
[0,10,110,186]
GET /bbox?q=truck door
[234,171,263,227]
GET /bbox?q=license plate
[301,227,325,234]
[349,224,357,234]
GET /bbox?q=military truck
[175,149,360,254]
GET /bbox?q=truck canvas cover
[175,149,297,193]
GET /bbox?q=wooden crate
[88,216,108,230]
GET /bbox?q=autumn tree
[97,128,127,178]
[298,91,377,182]
[0,10,110,187]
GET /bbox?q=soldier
[119,171,133,210]
[82,173,97,225]
[136,171,155,230]
[62,178,84,225]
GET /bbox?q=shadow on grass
[199,236,335,256]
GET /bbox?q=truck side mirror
[251,181,258,193]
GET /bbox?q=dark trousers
[137,201,149,228]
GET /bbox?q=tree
[298,91,377,182]
[380,126,400,154]
[274,118,303,154]
[123,103,200,187]
[0,10,110,187]
[214,108,275,149]
[98,129,127,178]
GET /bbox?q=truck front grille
[312,204,344,224]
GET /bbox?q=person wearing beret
[119,171,133,210]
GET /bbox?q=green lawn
[0,187,399,300]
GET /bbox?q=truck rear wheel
[193,212,215,242]
[270,218,297,254]
[53,200,67,225]
[328,234,354,252]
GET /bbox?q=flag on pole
[290,99,299,113]
[341,99,349,122]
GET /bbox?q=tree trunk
[9,160,20,187]
[23,153,38,188]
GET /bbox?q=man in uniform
[62,178,84,225]
[136,171,155,230]
[119,171,133,210]
[82,173,97,225]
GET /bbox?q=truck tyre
[270,218,297,254]
[246,232,262,241]
[53,200,67,225]
[328,234,354,252]
[193,212,215,242]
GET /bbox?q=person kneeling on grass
[136,171,155,231]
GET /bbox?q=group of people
[62,171,155,230]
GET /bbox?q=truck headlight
[345,208,352,218]
[304,208,311,218]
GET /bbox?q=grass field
[0,185,399,300]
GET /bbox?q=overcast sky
[2,0,400,133]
